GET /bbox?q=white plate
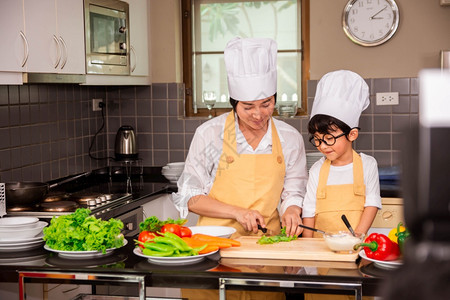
[359,250,402,269]
[0,221,47,239]
[189,226,236,238]
[0,233,44,244]
[0,239,44,252]
[44,239,127,259]
[0,216,39,227]
[133,247,218,266]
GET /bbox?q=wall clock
[342,0,400,47]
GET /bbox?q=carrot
[191,233,241,247]
[198,245,220,254]
[181,237,208,248]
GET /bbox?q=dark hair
[229,93,277,111]
[308,114,352,136]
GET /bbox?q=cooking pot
[115,125,138,160]
[5,182,49,209]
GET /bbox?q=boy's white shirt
[302,153,382,218]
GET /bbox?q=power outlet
[92,99,103,111]
[376,92,399,106]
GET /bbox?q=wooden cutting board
[220,237,359,262]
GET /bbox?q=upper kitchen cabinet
[23,0,85,74]
[0,0,26,73]
[127,0,150,77]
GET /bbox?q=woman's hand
[234,207,266,234]
[281,206,303,237]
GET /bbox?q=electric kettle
[114,125,138,160]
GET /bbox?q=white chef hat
[224,37,277,101]
[310,70,370,128]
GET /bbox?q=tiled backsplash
[0,77,419,182]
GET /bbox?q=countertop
[0,165,401,297]
[0,236,390,297]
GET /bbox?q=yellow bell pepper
[388,224,406,244]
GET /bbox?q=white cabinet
[23,0,85,74]
[0,0,26,73]
[126,0,150,77]
[0,0,85,77]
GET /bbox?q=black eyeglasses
[309,132,347,147]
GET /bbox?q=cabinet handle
[130,45,136,73]
[19,31,29,67]
[59,36,68,69]
[52,35,61,69]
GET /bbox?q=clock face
[343,0,399,47]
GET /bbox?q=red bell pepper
[355,233,400,261]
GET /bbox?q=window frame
[181,0,310,118]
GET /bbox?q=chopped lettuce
[43,208,124,253]
[257,227,298,244]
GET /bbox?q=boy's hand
[281,206,303,237]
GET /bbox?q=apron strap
[352,150,365,196]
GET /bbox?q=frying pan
[5,182,49,209]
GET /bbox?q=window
[182,0,310,118]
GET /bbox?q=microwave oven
[84,0,130,75]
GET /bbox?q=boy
[302,70,381,237]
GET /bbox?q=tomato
[138,231,156,248]
[180,226,192,238]
[161,224,182,237]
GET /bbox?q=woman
[172,37,307,238]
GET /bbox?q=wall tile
[152,84,167,100]
[392,78,410,95]
[0,76,420,181]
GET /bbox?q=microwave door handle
[130,45,136,73]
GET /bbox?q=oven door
[115,207,142,237]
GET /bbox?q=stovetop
[6,166,173,219]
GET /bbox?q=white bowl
[0,221,47,239]
[162,168,182,176]
[189,226,236,238]
[323,231,365,253]
[0,217,39,228]
[166,162,185,170]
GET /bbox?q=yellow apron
[183,112,286,300]
[197,111,285,238]
[313,150,365,238]
[306,150,370,300]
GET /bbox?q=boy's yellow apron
[306,150,370,300]
[182,112,286,299]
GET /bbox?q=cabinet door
[23,0,59,73]
[126,0,150,77]
[0,0,26,72]
[56,0,86,74]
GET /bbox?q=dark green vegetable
[139,216,186,233]
[257,227,298,245]
[395,222,410,254]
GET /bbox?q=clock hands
[370,5,387,20]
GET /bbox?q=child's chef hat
[224,37,277,101]
[310,70,369,128]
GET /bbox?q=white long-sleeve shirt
[172,112,308,218]
[302,153,382,218]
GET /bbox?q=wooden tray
[220,237,359,262]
